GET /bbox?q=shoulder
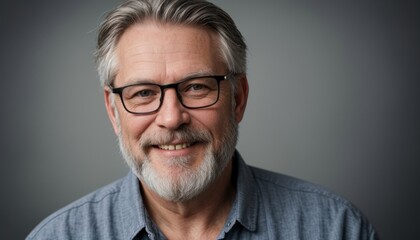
[250,165,352,205]
[26,177,126,240]
[248,166,378,239]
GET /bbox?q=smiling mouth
[157,143,193,150]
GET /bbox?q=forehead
[114,22,226,85]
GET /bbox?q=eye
[188,84,206,91]
[136,89,154,97]
[123,85,160,100]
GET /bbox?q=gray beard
[116,116,238,202]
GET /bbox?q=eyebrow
[124,70,218,86]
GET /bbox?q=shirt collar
[117,172,148,239]
[229,151,259,232]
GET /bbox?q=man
[27,0,379,239]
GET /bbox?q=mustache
[140,126,212,148]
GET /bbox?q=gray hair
[94,0,247,87]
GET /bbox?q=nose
[155,89,190,130]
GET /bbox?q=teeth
[158,143,191,150]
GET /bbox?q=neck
[140,160,235,240]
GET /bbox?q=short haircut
[95,0,247,87]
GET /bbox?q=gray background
[2,0,419,239]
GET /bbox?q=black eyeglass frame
[108,74,230,115]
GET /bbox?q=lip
[150,141,202,157]
[157,142,192,150]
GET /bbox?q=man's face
[104,22,248,201]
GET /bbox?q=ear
[104,88,120,136]
[233,74,249,123]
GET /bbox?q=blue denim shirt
[27,151,379,239]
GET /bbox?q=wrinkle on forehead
[118,21,218,57]
[114,22,226,85]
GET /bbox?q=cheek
[190,106,233,145]
[119,113,154,145]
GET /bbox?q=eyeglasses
[109,74,229,114]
